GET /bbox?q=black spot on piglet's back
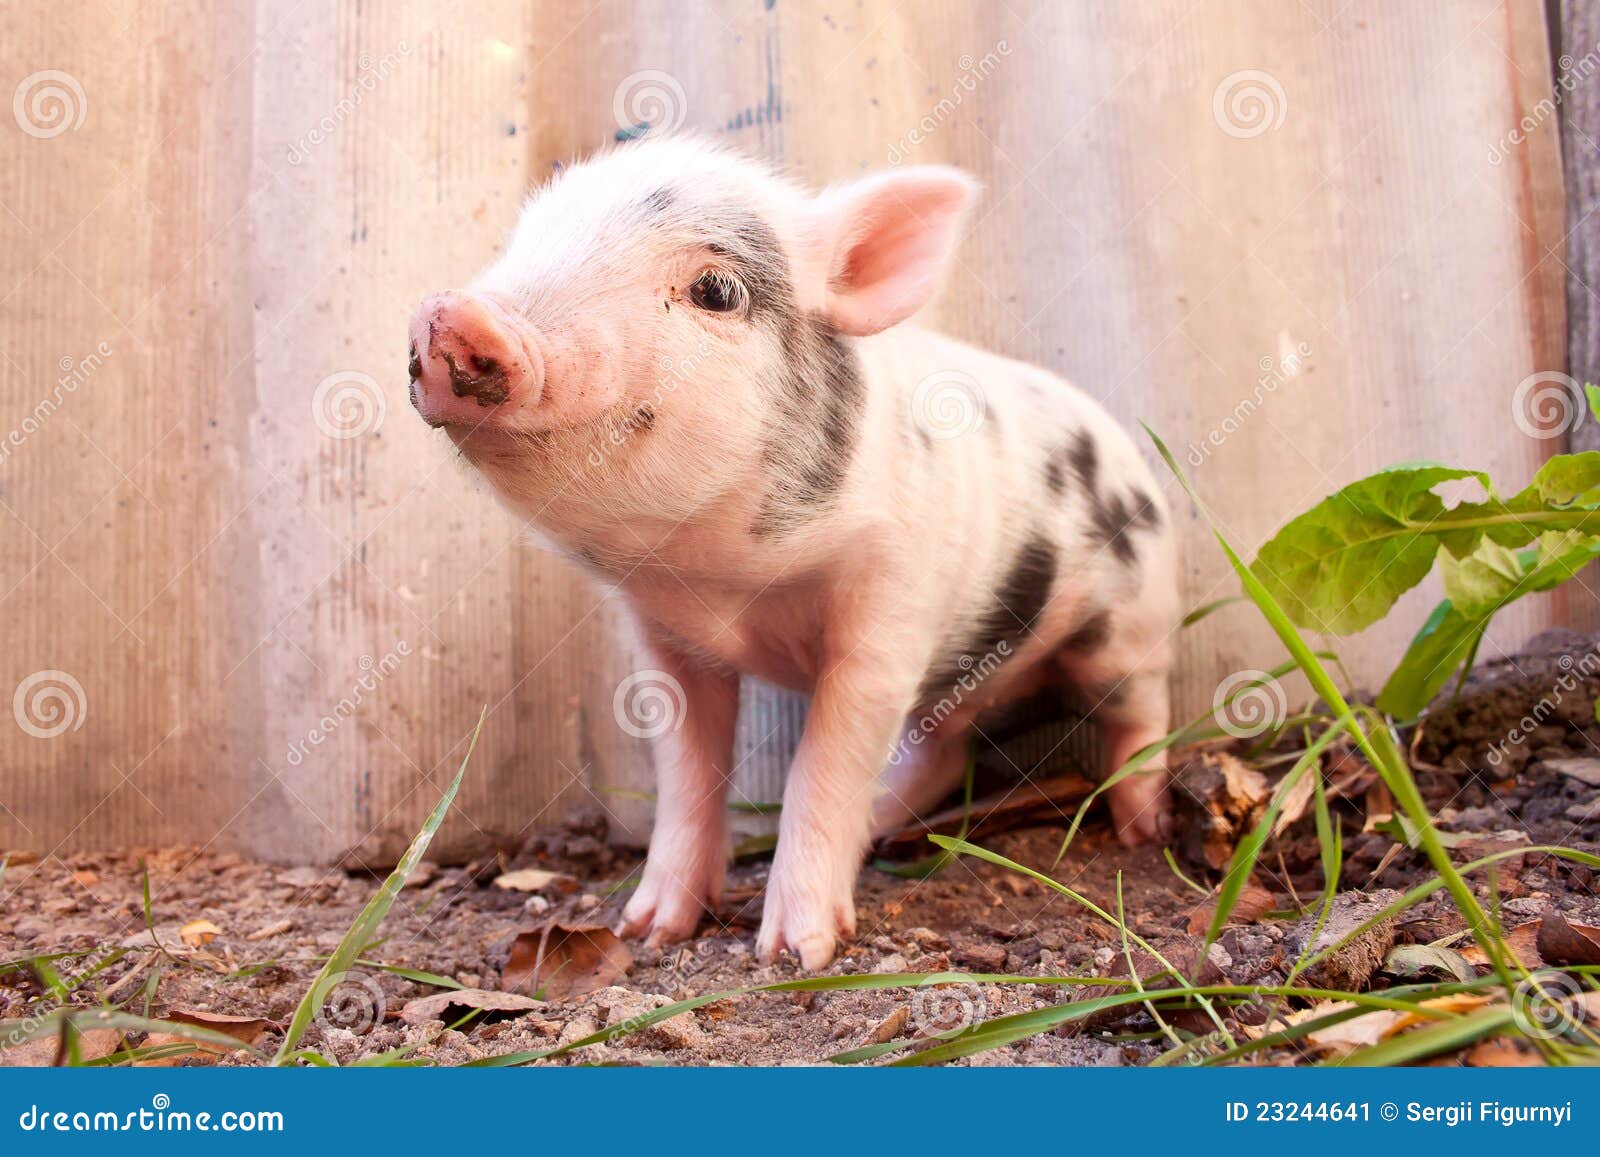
[1067,429,1098,493]
[1088,487,1162,566]
[973,534,1059,651]
[915,533,1059,706]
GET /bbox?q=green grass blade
[1204,722,1345,951]
[1147,426,1516,989]
[271,706,486,1065]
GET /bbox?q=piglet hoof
[618,873,714,947]
[755,893,857,971]
[1107,774,1173,847]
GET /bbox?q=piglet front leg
[619,647,739,945]
[757,636,921,970]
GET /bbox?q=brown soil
[3,631,1599,1068]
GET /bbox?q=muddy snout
[407,291,544,427]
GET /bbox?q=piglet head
[408,138,977,511]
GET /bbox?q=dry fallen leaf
[1302,992,1494,1056]
[179,919,222,948]
[1536,912,1600,967]
[135,1010,269,1067]
[399,988,545,1026]
[1460,921,1544,970]
[1217,753,1270,811]
[0,1028,124,1067]
[1272,771,1317,837]
[1186,881,1276,935]
[503,921,633,1000]
[1303,1003,1401,1054]
[492,868,580,895]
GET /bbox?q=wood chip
[399,988,545,1026]
[245,918,293,942]
[865,1005,909,1044]
[1541,757,1600,787]
[492,867,579,894]
[179,919,222,948]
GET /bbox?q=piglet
[408,137,1178,969]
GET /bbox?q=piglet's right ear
[809,166,978,337]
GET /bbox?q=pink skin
[408,138,1179,970]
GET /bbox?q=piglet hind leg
[619,652,740,946]
[758,643,923,970]
[1059,614,1176,847]
[1092,666,1174,846]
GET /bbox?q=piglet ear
[810,166,978,336]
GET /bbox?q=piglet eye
[688,269,746,314]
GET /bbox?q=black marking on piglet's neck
[750,316,864,537]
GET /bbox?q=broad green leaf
[1251,466,1488,634]
[1378,531,1600,718]
[1515,451,1600,507]
[1375,600,1484,719]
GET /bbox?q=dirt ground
[4,631,1600,1067]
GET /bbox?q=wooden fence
[0,0,1570,863]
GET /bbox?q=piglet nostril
[408,345,422,382]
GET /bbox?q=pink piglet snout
[408,291,544,427]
